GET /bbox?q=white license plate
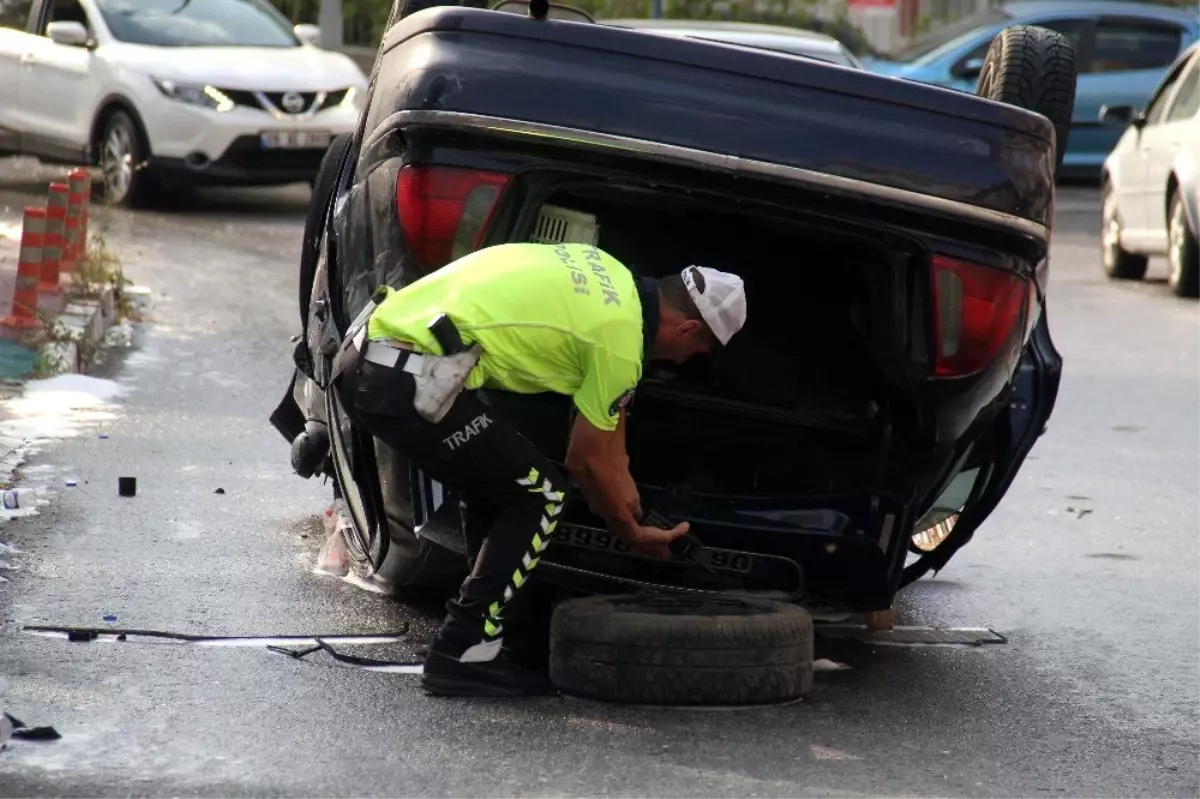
[260,130,331,150]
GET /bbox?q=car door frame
[1119,51,1193,245]
[1141,49,1200,246]
[0,0,38,153]
[15,0,97,162]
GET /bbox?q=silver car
[1100,42,1200,298]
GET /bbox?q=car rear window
[1090,20,1183,73]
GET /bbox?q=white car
[1101,42,1200,298]
[0,0,368,206]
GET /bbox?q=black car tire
[96,110,158,208]
[974,24,1077,174]
[300,133,352,326]
[1101,183,1150,281]
[1167,190,1199,299]
[549,594,814,705]
[326,389,465,594]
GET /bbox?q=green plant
[73,228,130,300]
[26,314,83,379]
[29,344,69,379]
[74,216,142,322]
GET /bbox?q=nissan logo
[281,91,306,114]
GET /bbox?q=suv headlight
[153,79,235,113]
[344,86,366,113]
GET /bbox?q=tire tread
[975,24,1077,172]
[549,595,815,705]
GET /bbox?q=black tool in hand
[640,508,714,574]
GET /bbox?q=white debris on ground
[0,374,123,447]
[312,500,392,594]
[810,744,863,761]
[0,375,126,575]
[103,323,135,349]
[314,500,352,577]
[121,286,153,314]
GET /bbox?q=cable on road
[23,623,410,646]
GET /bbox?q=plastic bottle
[1,488,38,511]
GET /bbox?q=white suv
[0,0,368,205]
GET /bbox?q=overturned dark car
[272,0,1069,701]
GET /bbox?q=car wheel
[97,111,157,208]
[974,24,1077,175]
[549,594,814,705]
[326,388,465,595]
[1167,190,1199,299]
[1101,184,1149,281]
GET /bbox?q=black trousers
[333,349,567,657]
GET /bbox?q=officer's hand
[624,520,690,560]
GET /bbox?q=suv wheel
[98,111,157,208]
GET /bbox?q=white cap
[682,266,747,345]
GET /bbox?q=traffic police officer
[332,242,747,696]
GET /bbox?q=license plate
[555,525,755,574]
[260,130,331,150]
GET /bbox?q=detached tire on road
[975,24,1077,173]
[549,594,814,705]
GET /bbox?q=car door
[1073,16,1189,171]
[1142,52,1200,244]
[15,0,95,158]
[0,0,36,151]
[1117,55,1190,236]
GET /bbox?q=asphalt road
[0,167,1195,798]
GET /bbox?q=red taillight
[931,255,1028,377]
[395,165,510,271]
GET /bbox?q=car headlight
[152,79,235,113]
[344,85,366,113]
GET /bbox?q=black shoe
[421,644,555,698]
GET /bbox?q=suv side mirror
[294,24,322,46]
[47,21,90,47]
[952,56,985,80]
[1099,104,1143,128]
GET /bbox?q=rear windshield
[95,0,299,47]
[892,7,1010,62]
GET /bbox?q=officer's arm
[565,411,689,558]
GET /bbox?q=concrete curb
[38,283,117,375]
